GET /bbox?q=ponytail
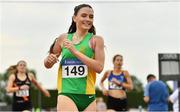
[49,38,58,54]
[7,65,17,75]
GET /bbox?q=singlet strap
[121,70,125,76]
[25,73,31,83]
[84,33,93,41]
[14,73,18,80]
[110,70,113,75]
[108,70,113,78]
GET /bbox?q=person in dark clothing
[6,60,50,111]
[100,54,133,111]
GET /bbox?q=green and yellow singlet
[57,32,96,95]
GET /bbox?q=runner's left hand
[63,39,76,52]
[111,78,122,85]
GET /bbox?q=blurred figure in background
[169,88,179,112]
[96,97,107,112]
[144,74,169,111]
[100,54,133,111]
[6,60,50,111]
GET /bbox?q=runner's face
[148,77,156,82]
[113,56,123,67]
[17,61,27,73]
[73,7,94,31]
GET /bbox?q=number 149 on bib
[62,65,88,78]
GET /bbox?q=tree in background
[130,75,143,92]
[126,75,145,108]
[0,71,12,105]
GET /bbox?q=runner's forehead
[17,61,27,66]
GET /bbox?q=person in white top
[169,88,179,112]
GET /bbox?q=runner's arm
[122,71,133,90]
[30,73,50,97]
[100,71,109,90]
[44,34,66,68]
[6,74,19,93]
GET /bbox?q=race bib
[16,90,29,97]
[62,59,88,78]
[109,82,123,90]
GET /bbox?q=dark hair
[147,74,156,80]
[68,4,96,35]
[113,54,123,62]
[49,38,57,54]
[49,4,96,54]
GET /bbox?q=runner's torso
[57,33,96,94]
[13,73,31,104]
[108,71,127,98]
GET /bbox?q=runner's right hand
[46,53,58,64]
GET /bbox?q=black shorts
[12,101,32,111]
[107,95,127,111]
